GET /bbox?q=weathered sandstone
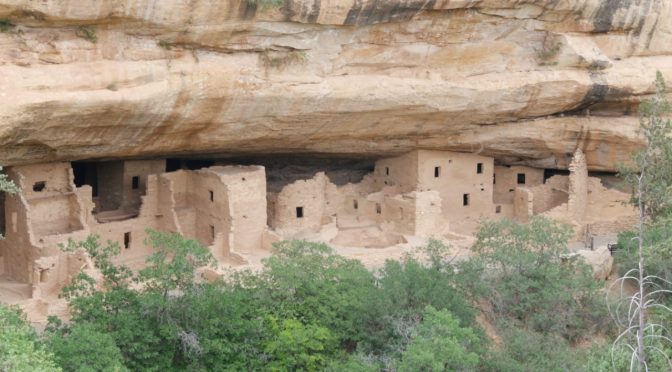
[0,0,668,170]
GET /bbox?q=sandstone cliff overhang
[0,0,667,170]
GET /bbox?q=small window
[496,205,502,214]
[209,190,214,202]
[296,207,304,218]
[477,163,483,174]
[124,232,131,249]
[463,194,470,206]
[493,174,496,184]
[517,173,526,184]
[33,181,46,192]
[385,167,390,176]
[353,200,358,210]
[39,269,49,283]
[131,176,139,190]
[434,166,440,178]
[376,203,382,214]
[210,225,215,239]
[509,189,515,192]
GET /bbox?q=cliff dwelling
[0,149,637,320]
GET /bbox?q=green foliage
[139,229,215,295]
[616,215,672,285]
[157,40,172,50]
[0,305,60,371]
[584,343,671,372]
[51,230,613,370]
[0,19,15,33]
[0,166,17,194]
[484,324,584,372]
[45,322,127,371]
[259,49,308,70]
[264,318,336,371]
[76,26,97,43]
[396,306,481,372]
[247,0,285,9]
[464,216,605,342]
[619,71,672,218]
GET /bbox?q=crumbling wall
[528,175,569,215]
[567,149,588,222]
[120,160,166,212]
[273,172,328,233]
[494,166,544,204]
[372,151,419,192]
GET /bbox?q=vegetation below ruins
[0,217,634,371]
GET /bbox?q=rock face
[0,0,668,170]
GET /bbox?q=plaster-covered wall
[416,150,494,222]
[494,166,544,204]
[273,172,328,233]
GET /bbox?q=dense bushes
[1,217,617,371]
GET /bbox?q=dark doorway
[296,207,304,218]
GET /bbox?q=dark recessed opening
[376,203,382,214]
[496,205,502,214]
[124,232,131,249]
[72,162,99,197]
[209,190,214,202]
[385,167,390,176]
[477,163,483,174]
[210,225,215,239]
[33,181,46,192]
[353,200,358,210]
[463,193,470,206]
[131,176,140,190]
[493,174,496,184]
[517,173,526,184]
[434,166,440,178]
[296,207,304,218]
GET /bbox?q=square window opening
[463,193,470,206]
[131,176,139,190]
[296,207,304,218]
[434,166,440,178]
[517,173,526,184]
[33,181,46,192]
[477,163,483,174]
[496,205,502,214]
[124,232,131,249]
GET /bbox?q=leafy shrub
[45,322,127,371]
[461,217,607,342]
[0,305,60,371]
[396,306,482,372]
[76,26,97,43]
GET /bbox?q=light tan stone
[0,1,667,170]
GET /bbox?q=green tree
[0,305,60,371]
[462,216,605,342]
[396,306,481,372]
[612,71,672,371]
[45,321,127,371]
[264,318,336,371]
